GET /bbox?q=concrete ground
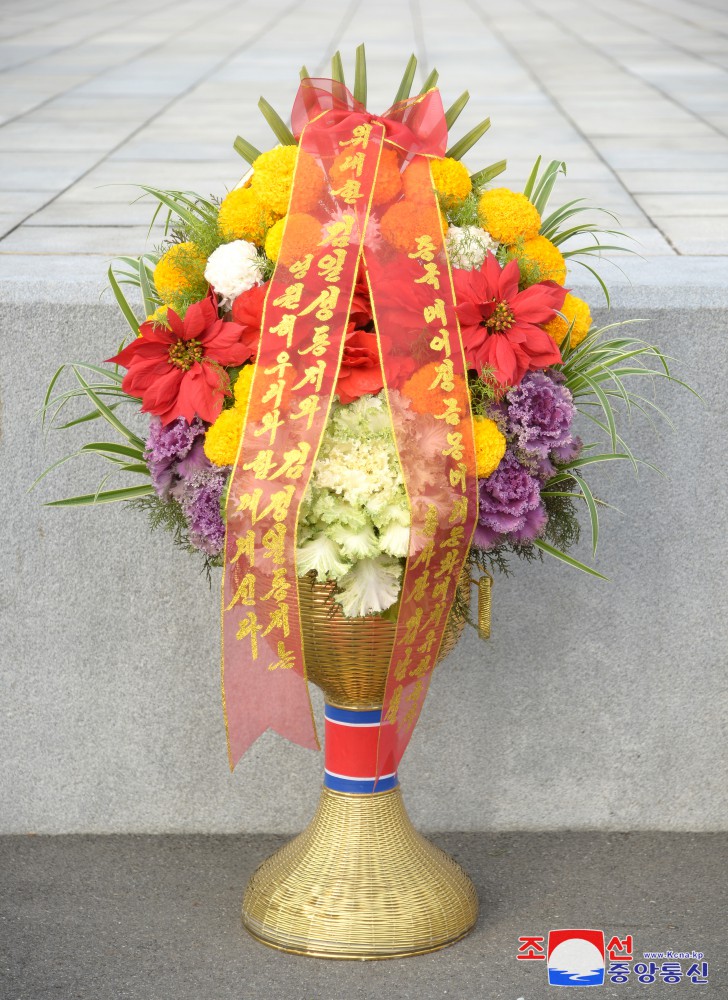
[1,831,726,999]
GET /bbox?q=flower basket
[243,571,475,958]
[36,46,689,961]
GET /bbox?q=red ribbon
[221,80,477,781]
[291,77,448,162]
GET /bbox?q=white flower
[204,239,262,309]
[296,535,350,580]
[336,557,403,618]
[446,224,498,270]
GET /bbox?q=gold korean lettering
[226,572,256,610]
[292,360,326,393]
[236,611,262,658]
[273,282,304,311]
[299,286,340,322]
[413,262,440,289]
[230,529,256,566]
[338,123,373,149]
[408,235,437,262]
[290,254,314,279]
[269,441,312,480]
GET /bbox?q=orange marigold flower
[265,213,321,268]
[329,145,403,207]
[380,201,443,254]
[401,362,466,414]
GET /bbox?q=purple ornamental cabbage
[176,466,229,557]
[474,450,547,550]
[506,370,577,459]
[145,416,206,498]
[145,415,229,557]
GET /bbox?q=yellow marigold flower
[430,157,472,204]
[144,304,169,329]
[543,293,592,348]
[473,415,506,479]
[478,188,541,244]
[251,145,324,216]
[153,242,207,308]
[218,188,277,246]
[264,217,286,262]
[204,405,245,467]
[233,363,255,406]
[265,213,321,268]
[511,234,566,284]
[204,365,256,467]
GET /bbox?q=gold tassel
[477,573,492,640]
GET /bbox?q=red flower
[230,282,268,358]
[336,327,383,404]
[453,253,566,388]
[108,294,253,425]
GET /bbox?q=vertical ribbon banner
[221,79,477,773]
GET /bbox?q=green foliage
[128,494,223,585]
[448,192,481,228]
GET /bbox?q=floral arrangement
[38,49,686,623]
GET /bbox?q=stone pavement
[1,0,727,295]
[1,831,725,999]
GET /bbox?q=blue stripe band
[325,704,382,725]
[324,771,399,794]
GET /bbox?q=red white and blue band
[324,704,399,794]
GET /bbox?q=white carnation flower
[446,224,498,270]
[204,239,262,309]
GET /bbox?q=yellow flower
[510,234,566,284]
[144,304,169,330]
[264,216,285,262]
[473,415,506,479]
[217,188,277,245]
[204,366,256,467]
[543,293,592,348]
[203,406,245,467]
[233,363,255,406]
[251,145,324,216]
[478,188,541,244]
[265,213,321,268]
[153,242,207,308]
[430,157,472,204]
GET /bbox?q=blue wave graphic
[548,967,605,986]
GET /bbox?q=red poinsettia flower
[230,281,268,358]
[107,294,253,425]
[453,253,566,388]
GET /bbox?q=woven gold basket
[242,573,478,959]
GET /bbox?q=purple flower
[474,450,547,550]
[177,466,229,557]
[145,416,206,499]
[506,371,576,459]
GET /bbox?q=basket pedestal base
[242,785,478,959]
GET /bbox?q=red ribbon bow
[291,77,448,162]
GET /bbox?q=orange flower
[329,146,403,207]
[380,201,443,254]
